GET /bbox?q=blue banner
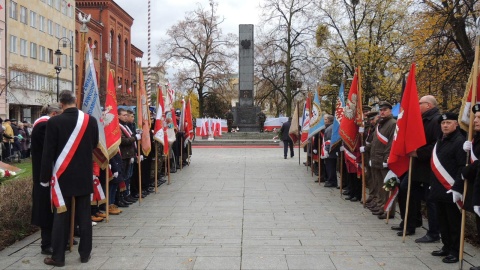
[308,91,325,138]
[330,82,345,148]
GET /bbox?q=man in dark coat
[323,114,339,187]
[429,112,466,264]
[40,91,99,267]
[393,95,441,240]
[30,104,62,255]
[280,117,293,159]
[225,109,234,132]
[257,111,266,132]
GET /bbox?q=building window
[30,43,37,59]
[47,49,53,64]
[47,0,52,6]
[62,27,66,38]
[39,46,45,61]
[67,4,72,17]
[109,30,113,61]
[20,39,27,56]
[62,54,67,68]
[30,11,36,28]
[55,0,60,10]
[47,20,53,35]
[124,39,128,67]
[20,6,27,24]
[61,1,67,14]
[117,35,121,66]
[39,15,45,32]
[55,23,60,38]
[10,1,17,20]
[9,35,17,53]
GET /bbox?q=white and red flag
[154,85,165,147]
[184,99,194,144]
[300,97,310,147]
[387,63,426,176]
[136,67,151,156]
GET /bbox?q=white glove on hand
[92,175,96,180]
[113,172,119,178]
[140,155,144,161]
[136,129,143,134]
[109,164,112,170]
[40,181,49,187]
[382,162,388,168]
[474,206,480,217]
[369,160,372,167]
[360,146,365,153]
[135,134,142,140]
[313,149,318,154]
[339,146,345,152]
[447,189,463,203]
[359,127,365,133]
[463,141,472,152]
[384,170,399,183]
[130,157,134,164]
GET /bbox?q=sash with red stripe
[119,124,137,149]
[50,111,90,213]
[33,116,50,128]
[90,176,106,205]
[383,186,399,212]
[431,143,464,210]
[376,125,389,145]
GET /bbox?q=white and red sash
[321,133,329,159]
[431,143,464,209]
[384,186,399,212]
[50,111,90,213]
[376,125,388,145]
[119,124,137,149]
[33,116,50,128]
[344,149,356,165]
[91,176,106,205]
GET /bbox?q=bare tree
[256,0,320,117]
[157,0,236,116]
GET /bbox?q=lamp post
[54,54,62,102]
[55,36,74,93]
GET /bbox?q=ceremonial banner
[289,103,299,143]
[388,63,426,176]
[300,97,310,147]
[331,82,345,148]
[166,84,175,111]
[136,68,151,156]
[460,67,480,131]
[308,90,325,139]
[200,118,208,136]
[184,99,194,145]
[104,70,121,159]
[154,85,165,146]
[179,98,185,132]
[82,44,108,168]
[339,68,363,152]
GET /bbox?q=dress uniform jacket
[430,128,466,203]
[30,118,52,227]
[119,122,136,159]
[366,115,396,169]
[39,108,99,196]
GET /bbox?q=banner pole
[105,168,109,222]
[155,142,158,194]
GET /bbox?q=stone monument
[233,24,261,132]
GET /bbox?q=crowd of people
[303,95,480,269]
[1,118,32,162]
[28,90,191,267]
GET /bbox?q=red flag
[388,63,426,176]
[340,68,363,152]
[104,70,121,158]
[171,108,178,130]
[460,67,480,131]
[300,97,310,147]
[136,69,151,156]
[154,86,165,146]
[184,99,193,143]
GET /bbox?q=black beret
[363,105,372,111]
[473,104,480,114]
[366,111,379,119]
[438,112,458,123]
[378,101,392,109]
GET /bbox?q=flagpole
[340,151,343,196]
[155,142,158,194]
[180,137,183,170]
[297,101,301,165]
[357,67,366,208]
[318,136,321,185]
[460,18,480,270]
[386,190,392,224]
[167,151,171,185]
[105,167,109,222]
[402,157,414,242]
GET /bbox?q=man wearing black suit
[280,117,294,159]
[40,91,99,267]
[30,104,62,255]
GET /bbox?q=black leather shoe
[124,196,137,203]
[416,234,440,243]
[397,230,415,236]
[344,196,352,200]
[391,224,404,231]
[470,266,480,270]
[324,182,335,188]
[350,197,359,202]
[115,200,129,208]
[80,255,91,263]
[44,257,65,267]
[442,255,459,263]
[284,156,287,159]
[378,213,394,219]
[342,190,350,195]
[132,193,146,199]
[41,247,53,255]
[431,249,449,256]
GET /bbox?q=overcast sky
[115,0,261,68]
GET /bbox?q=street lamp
[55,36,74,93]
[54,49,62,101]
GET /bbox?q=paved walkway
[1,147,480,269]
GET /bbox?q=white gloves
[384,170,399,183]
[359,127,365,133]
[40,182,49,187]
[360,146,365,153]
[140,155,144,161]
[92,175,96,180]
[136,129,143,134]
[447,190,463,203]
[463,141,472,152]
[135,134,142,140]
[313,149,318,154]
[339,146,345,152]
[109,164,112,169]
[369,160,372,167]
[382,162,388,168]
[474,206,480,217]
[113,172,119,178]
[130,157,134,164]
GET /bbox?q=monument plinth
[233,24,261,132]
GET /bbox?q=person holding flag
[361,101,397,219]
[428,112,466,264]
[323,114,340,188]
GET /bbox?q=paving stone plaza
[1,147,480,269]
